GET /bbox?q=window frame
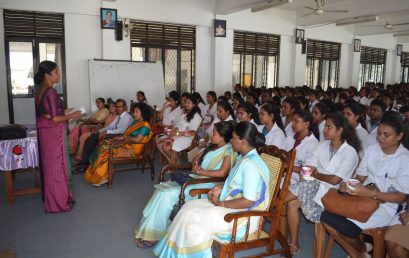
[130,21,196,94]
[232,31,280,88]
[305,39,341,89]
[358,46,387,89]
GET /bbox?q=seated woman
[385,196,409,258]
[321,112,409,258]
[75,101,117,161]
[311,102,329,142]
[134,121,236,248]
[68,97,109,154]
[84,102,153,187]
[153,122,269,258]
[202,91,218,130]
[205,100,234,136]
[155,91,182,134]
[284,113,360,256]
[258,102,286,149]
[281,97,300,138]
[236,102,258,126]
[156,94,202,164]
[342,103,368,157]
[284,109,319,184]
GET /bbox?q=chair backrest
[258,146,296,234]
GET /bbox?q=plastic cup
[301,167,312,177]
[347,179,360,190]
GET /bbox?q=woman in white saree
[153,121,270,258]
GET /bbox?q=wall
[0,0,408,124]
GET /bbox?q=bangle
[371,190,378,200]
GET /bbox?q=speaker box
[115,21,123,41]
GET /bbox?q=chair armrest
[189,188,211,198]
[109,139,124,155]
[178,177,225,206]
[224,210,275,223]
[158,164,193,182]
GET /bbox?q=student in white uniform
[284,109,319,184]
[321,112,409,258]
[258,102,286,149]
[343,103,369,158]
[202,91,217,128]
[205,100,234,135]
[308,90,319,112]
[311,102,329,142]
[156,94,202,163]
[236,102,258,126]
[281,97,300,138]
[365,99,386,146]
[192,92,206,118]
[157,91,182,128]
[284,112,360,255]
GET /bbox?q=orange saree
[84,121,153,184]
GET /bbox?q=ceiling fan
[368,21,409,30]
[302,0,348,17]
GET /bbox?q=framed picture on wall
[214,19,226,37]
[295,29,304,44]
[100,8,117,29]
[397,44,403,56]
[354,39,361,52]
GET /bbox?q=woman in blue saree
[135,121,236,248]
[153,121,270,258]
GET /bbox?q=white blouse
[173,112,203,152]
[318,121,325,142]
[257,123,286,149]
[305,140,359,207]
[351,144,409,229]
[355,123,369,158]
[206,115,233,135]
[285,134,319,184]
[202,103,217,124]
[162,106,182,126]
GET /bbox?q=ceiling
[216,0,409,40]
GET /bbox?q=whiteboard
[88,60,166,112]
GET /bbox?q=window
[358,46,386,89]
[4,10,66,123]
[305,40,340,90]
[232,31,280,88]
[401,52,409,83]
[130,21,195,94]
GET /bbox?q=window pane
[164,49,177,93]
[181,50,193,93]
[232,54,241,85]
[9,42,34,95]
[39,43,63,94]
[131,47,145,61]
[148,48,162,63]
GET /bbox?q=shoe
[92,179,108,187]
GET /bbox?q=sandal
[281,244,299,257]
[135,239,157,249]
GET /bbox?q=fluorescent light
[251,0,293,13]
[336,16,378,26]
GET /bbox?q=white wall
[0,0,408,124]
[0,10,9,124]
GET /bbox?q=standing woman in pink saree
[35,61,81,213]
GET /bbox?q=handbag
[322,188,379,223]
[0,124,27,140]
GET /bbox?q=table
[0,126,41,205]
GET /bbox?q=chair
[189,145,297,258]
[157,130,199,182]
[314,223,388,258]
[107,136,155,187]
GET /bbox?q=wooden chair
[314,223,388,258]
[189,146,297,258]
[107,136,155,188]
[157,130,199,182]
